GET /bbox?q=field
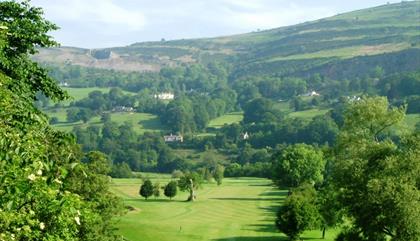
[111,176,338,241]
[55,87,134,106]
[208,112,244,128]
[47,110,164,133]
[288,108,331,119]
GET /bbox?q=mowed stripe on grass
[111,177,338,241]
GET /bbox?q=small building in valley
[154,92,175,100]
[240,132,250,140]
[300,91,320,97]
[164,134,183,142]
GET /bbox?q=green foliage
[272,144,326,188]
[164,181,178,200]
[243,97,283,124]
[139,179,154,200]
[213,164,225,185]
[153,182,161,198]
[332,96,419,240]
[178,172,203,201]
[110,163,133,178]
[0,2,123,239]
[276,185,320,241]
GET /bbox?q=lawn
[287,108,331,119]
[111,176,338,241]
[53,87,135,106]
[47,110,164,134]
[208,112,244,128]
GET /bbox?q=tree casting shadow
[210,197,284,201]
[212,236,287,241]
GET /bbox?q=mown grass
[111,176,338,241]
[288,108,331,119]
[208,112,244,128]
[53,87,135,106]
[47,110,164,134]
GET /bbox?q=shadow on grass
[259,190,288,197]
[210,197,284,201]
[136,199,186,203]
[212,236,286,241]
[248,183,274,187]
[242,224,278,233]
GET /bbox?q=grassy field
[47,110,164,133]
[53,87,135,106]
[288,108,331,119]
[208,112,244,128]
[111,176,338,241]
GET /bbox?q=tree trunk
[187,178,196,201]
[322,226,326,239]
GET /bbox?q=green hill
[34,1,420,79]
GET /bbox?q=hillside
[34,1,420,78]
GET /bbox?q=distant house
[154,92,175,100]
[59,82,69,87]
[300,91,320,97]
[240,132,250,140]
[112,106,134,112]
[164,134,183,142]
[347,96,361,102]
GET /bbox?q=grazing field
[111,176,337,241]
[208,112,244,128]
[47,110,164,133]
[51,87,135,106]
[287,108,331,119]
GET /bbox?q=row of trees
[139,180,178,200]
[272,97,419,241]
[139,170,219,202]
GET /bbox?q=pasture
[111,176,337,241]
[47,110,163,133]
[208,112,244,128]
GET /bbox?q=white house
[300,90,320,97]
[240,132,250,140]
[154,92,175,100]
[164,134,183,142]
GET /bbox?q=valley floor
[111,177,337,241]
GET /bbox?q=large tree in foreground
[272,144,325,188]
[276,185,320,241]
[0,2,123,240]
[332,97,419,241]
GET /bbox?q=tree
[276,185,320,241]
[153,182,161,199]
[317,183,343,239]
[243,97,283,124]
[213,164,225,185]
[110,162,133,178]
[272,144,325,188]
[0,2,123,240]
[139,179,153,200]
[101,112,111,122]
[67,107,80,122]
[164,181,178,200]
[178,172,203,201]
[332,97,419,241]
